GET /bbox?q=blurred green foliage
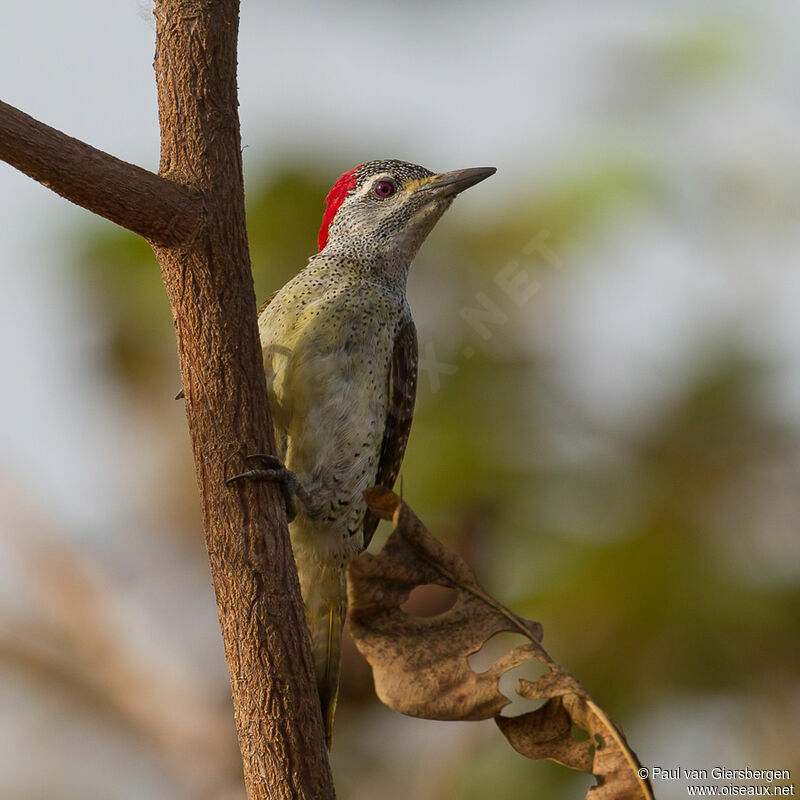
[658,22,745,80]
[81,231,172,387]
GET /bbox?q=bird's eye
[374,180,395,198]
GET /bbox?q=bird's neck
[318,241,413,293]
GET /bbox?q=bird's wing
[362,319,418,549]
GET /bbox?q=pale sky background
[1,2,800,797]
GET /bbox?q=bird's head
[318,159,496,263]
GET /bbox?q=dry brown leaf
[348,488,654,800]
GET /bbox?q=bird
[230,159,496,745]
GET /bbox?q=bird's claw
[226,454,308,522]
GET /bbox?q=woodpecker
[232,159,495,743]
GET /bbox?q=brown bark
[151,2,334,798]
[0,100,200,246]
[0,1,335,798]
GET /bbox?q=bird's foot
[226,454,311,523]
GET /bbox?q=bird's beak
[417,166,497,197]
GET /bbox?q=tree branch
[0,100,200,246]
[152,2,335,799]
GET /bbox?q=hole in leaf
[400,584,458,618]
[594,732,605,750]
[468,632,550,717]
[572,725,590,742]
[468,632,529,673]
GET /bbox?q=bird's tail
[304,567,347,748]
[314,593,345,747]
